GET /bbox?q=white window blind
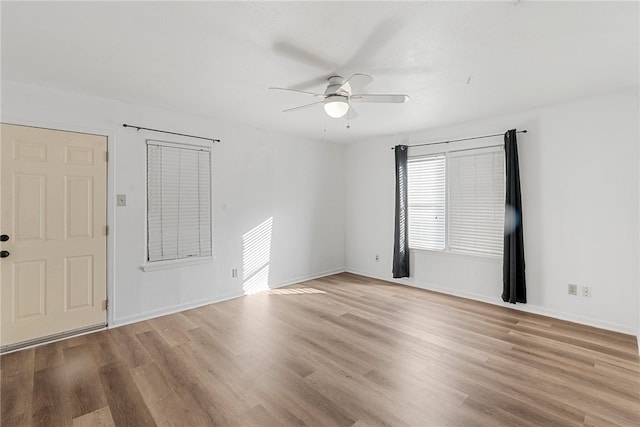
[147,140,212,262]
[407,155,446,250]
[448,148,505,255]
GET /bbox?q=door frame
[1,116,116,332]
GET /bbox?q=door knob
[0,235,9,242]
[0,251,9,258]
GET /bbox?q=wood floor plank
[176,333,263,411]
[583,413,626,427]
[136,329,239,426]
[304,367,413,427]
[1,272,638,426]
[85,330,121,367]
[423,352,587,425]
[239,404,282,427]
[130,361,214,426]
[1,347,35,376]
[148,312,198,347]
[98,362,156,427]
[34,340,65,371]
[72,406,115,427]
[31,364,72,426]
[63,343,109,419]
[1,372,34,425]
[0,347,35,425]
[252,361,357,426]
[107,327,153,368]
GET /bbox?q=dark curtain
[502,129,526,303]
[393,145,410,278]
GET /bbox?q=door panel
[14,174,46,241]
[1,124,107,349]
[13,260,46,320]
[65,255,93,310]
[66,176,94,239]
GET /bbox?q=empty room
[1,1,639,426]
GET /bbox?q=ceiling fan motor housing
[325,76,351,96]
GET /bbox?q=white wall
[2,80,346,326]
[346,90,640,334]
[3,79,638,337]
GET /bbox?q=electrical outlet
[375,254,379,262]
[568,284,577,296]
[231,268,238,278]
[582,286,591,298]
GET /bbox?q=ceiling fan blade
[282,100,324,113]
[269,87,324,97]
[344,18,403,69]
[288,75,331,91]
[336,73,373,93]
[272,41,338,71]
[344,106,359,120]
[351,94,409,103]
[370,66,430,77]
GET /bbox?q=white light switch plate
[117,194,127,206]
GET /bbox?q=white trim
[111,291,243,328]
[269,267,347,290]
[112,267,346,327]
[140,256,214,272]
[345,268,637,336]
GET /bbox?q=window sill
[140,256,214,272]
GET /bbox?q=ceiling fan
[269,73,409,119]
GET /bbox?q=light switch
[117,194,127,207]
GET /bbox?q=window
[146,140,212,263]
[407,147,505,256]
[407,155,446,250]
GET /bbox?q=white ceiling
[2,1,638,143]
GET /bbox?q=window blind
[147,140,212,262]
[407,155,446,250]
[448,148,504,255]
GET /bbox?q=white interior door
[0,124,107,351]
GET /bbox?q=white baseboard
[270,267,347,289]
[110,291,243,328]
[345,268,637,336]
[110,266,347,329]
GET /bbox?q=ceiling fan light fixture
[323,95,349,118]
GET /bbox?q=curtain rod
[122,124,220,143]
[391,129,527,150]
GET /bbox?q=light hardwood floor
[2,273,639,426]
